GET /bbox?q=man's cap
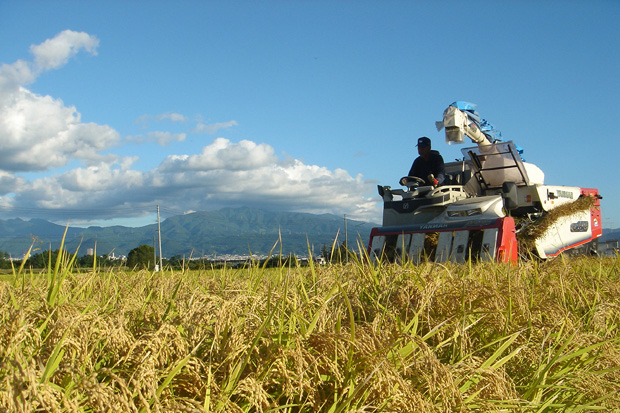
[417,137,431,147]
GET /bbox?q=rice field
[1,251,619,412]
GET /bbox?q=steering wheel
[400,176,426,186]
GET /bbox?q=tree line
[0,246,153,270]
[0,249,119,270]
[0,241,356,271]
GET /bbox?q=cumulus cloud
[0,87,119,171]
[30,30,99,71]
[150,139,378,220]
[0,30,98,101]
[57,161,144,193]
[0,31,380,225]
[0,30,114,172]
[5,137,379,223]
[160,138,276,171]
[0,171,26,194]
[0,61,35,101]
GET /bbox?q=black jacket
[407,150,445,185]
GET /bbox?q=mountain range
[0,207,377,258]
[600,227,620,243]
[1,207,618,259]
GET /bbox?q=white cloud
[192,120,238,134]
[135,112,188,129]
[134,114,150,128]
[6,137,379,223]
[0,30,97,106]
[57,161,144,192]
[126,131,186,146]
[0,171,26,194]
[160,138,277,171]
[0,31,381,225]
[157,112,187,122]
[0,30,114,173]
[30,30,99,71]
[0,61,35,103]
[148,138,378,220]
[0,88,119,171]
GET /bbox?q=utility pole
[153,235,157,271]
[344,214,348,262]
[157,205,163,271]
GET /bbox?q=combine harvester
[368,102,602,263]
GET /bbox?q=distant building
[86,248,94,256]
[599,239,619,257]
[107,252,126,261]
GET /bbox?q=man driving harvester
[400,136,445,187]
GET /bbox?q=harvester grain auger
[368,101,602,263]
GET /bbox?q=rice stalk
[517,195,596,251]
[46,226,80,307]
[1,256,619,411]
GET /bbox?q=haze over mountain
[0,207,377,258]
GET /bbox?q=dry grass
[1,254,619,412]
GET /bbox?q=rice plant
[1,253,619,411]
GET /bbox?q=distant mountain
[0,207,377,258]
[601,228,620,242]
[0,218,85,256]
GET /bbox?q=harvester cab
[368,102,602,264]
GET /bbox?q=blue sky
[1,0,619,229]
